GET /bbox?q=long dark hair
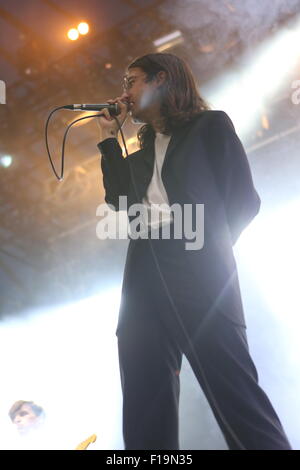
[126,53,210,150]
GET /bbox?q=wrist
[101,129,118,140]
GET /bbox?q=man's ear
[156,70,167,86]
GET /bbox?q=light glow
[0,288,123,450]
[77,22,89,35]
[0,155,12,168]
[67,28,79,41]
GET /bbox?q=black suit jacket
[98,110,261,328]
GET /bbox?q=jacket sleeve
[203,111,261,245]
[97,137,130,211]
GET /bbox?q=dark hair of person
[8,400,44,421]
[126,53,211,150]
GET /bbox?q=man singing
[97,52,291,450]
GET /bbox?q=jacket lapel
[130,116,201,201]
[161,120,195,177]
[140,120,192,174]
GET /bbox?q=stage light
[261,113,270,130]
[203,15,300,137]
[0,79,5,104]
[236,198,300,330]
[67,28,79,41]
[0,155,12,168]
[153,30,184,52]
[77,22,89,35]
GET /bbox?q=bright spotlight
[77,22,89,35]
[153,30,183,52]
[203,15,300,137]
[0,155,12,168]
[67,28,79,41]
[235,198,300,326]
[0,79,5,104]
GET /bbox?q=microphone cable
[45,106,100,180]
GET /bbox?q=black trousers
[117,235,292,450]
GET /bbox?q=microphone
[62,103,120,116]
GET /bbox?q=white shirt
[142,132,173,229]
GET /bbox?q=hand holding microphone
[97,93,130,141]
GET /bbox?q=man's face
[122,67,164,124]
[13,404,39,433]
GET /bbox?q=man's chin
[130,112,145,125]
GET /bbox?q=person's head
[122,53,210,148]
[9,401,45,434]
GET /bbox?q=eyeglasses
[122,75,137,92]
[122,74,146,92]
